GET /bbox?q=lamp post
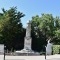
[4,45,6,60]
[45,46,46,59]
[45,27,47,60]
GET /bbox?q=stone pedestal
[24,37,32,50]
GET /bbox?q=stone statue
[26,21,31,37]
[46,40,53,55]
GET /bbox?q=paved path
[6,58,60,60]
[0,54,60,60]
[0,55,4,60]
[5,56,45,60]
[46,58,60,60]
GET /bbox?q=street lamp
[45,46,46,59]
[44,27,47,60]
[4,45,6,60]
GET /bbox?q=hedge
[53,45,60,54]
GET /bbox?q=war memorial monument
[15,21,39,55]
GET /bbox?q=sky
[0,0,60,27]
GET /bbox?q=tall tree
[53,17,60,44]
[31,14,60,52]
[0,7,25,50]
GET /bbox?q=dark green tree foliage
[53,17,60,44]
[31,15,47,52]
[0,7,25,50]
[31,14,60,52]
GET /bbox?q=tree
[31,15,47,52]
[31,14,60,52]
[0,7,25,51]
[53,17,60,44]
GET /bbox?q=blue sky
[0,0,60,27]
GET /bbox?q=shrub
[53,45,60,54]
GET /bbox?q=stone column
[24,21,32,50]
[26,21,31,37]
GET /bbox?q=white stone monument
[15,21,39,55]
[46,40,53,55]
[24,21,32,50]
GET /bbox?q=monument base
[15,49,40,56]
